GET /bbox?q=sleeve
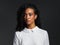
[44,31,50,45]
[13,32,22,45]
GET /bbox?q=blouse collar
[23,26,40,33]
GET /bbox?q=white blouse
[13,26,50,45]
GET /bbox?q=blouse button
[31,30,33,32]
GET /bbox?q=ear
[35,15,37,20]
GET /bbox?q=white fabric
[13,26,50,45]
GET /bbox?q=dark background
[0,0,60,45]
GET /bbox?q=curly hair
[16,3,42,31]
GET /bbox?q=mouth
[26,20,31,22]
[26,20,30,22]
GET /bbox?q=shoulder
[14,31,23,38]
[38,28,49,39]
[38,28,48,35]
[15,31,22,34]
[40,28,49,39]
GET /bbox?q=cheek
[30,16,35,21]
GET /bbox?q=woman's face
[24,8,37,25]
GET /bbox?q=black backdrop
[0,0,60,45]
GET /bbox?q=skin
[24,8,37,29]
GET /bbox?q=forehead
[25,8,35,13]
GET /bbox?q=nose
[26,14,30,19]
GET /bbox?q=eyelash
[24,14,32,16]
[29,14,32,16]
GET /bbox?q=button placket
[31,30,33,32]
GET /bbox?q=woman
[13,3,50,45]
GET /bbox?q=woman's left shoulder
[38,28,48,35]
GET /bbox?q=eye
[29,13,32,16]
[24,13,27,16]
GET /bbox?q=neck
[26,22,36,29]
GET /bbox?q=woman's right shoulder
[15,31,23,37]
[15,31,23,35]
